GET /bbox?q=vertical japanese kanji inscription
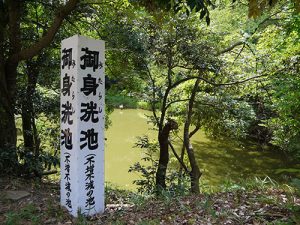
[60,35,105,217]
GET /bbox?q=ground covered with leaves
[0,177,299,225]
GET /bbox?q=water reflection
[190,137,290,185]
[106,109,294,190]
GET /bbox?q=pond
[105,109,295,190]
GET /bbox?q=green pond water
[105,109,295,190]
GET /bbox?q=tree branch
[218,41,244,55]
[145,63,160,127]
[233,43,245,62]
[165,98,190,110]
[8,0,79,64]
[218,6,289,57]
[189,124,200,138]
[171,72,270,89]
[168,141,189,174]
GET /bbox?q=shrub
[129,135,190,195]
[0,146,19,175]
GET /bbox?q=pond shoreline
[105,109,298,190]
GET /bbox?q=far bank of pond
[105,109,297,190]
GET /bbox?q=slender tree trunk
[156,123,172,191]
[186,143,201,193]
[21,61,38,153]
[22,108,34,148]
[156,136,169,190]
[184,78,202,194]
[156,119,178,191]
[21,110,39,155]
[177,143,186,185]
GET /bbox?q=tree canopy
[0,0,299,195]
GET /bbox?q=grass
[5,204,41,225]
[1,177,299,224]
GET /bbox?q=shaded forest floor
[0,177,300,225]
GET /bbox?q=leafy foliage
[0,0,299,189]
[0,145,59,177]
[129,136,190,195]
[129,136,159,194]
[0,147,19,175]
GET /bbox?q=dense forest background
[0,0,299,194]
[1,0,300,224]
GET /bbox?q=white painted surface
[60,35,105,216]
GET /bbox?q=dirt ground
[0,177,300,225]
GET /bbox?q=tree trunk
[22,74,35,151]
[21,60,39,154]
[22,108,34,149]
[0,1,18,150]
[156,119,178,191]
[178,122,200,185]
[177,143,186,186]
[184,78,202,194]
[0,0,20,149]
[0,62,18,150]
[186,144,201,193]
[0,98,17,149]
[0,45,16,149]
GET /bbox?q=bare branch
[145,63,160,126]
[218,41,244,55]
[233,43,246,62]
[189,124,200,138]
[165,98,190,110]
[168,141,189,174]
[171,72,270,89]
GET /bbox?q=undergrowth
[2,177,300,225]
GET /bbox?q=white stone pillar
[60,35,105,216]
